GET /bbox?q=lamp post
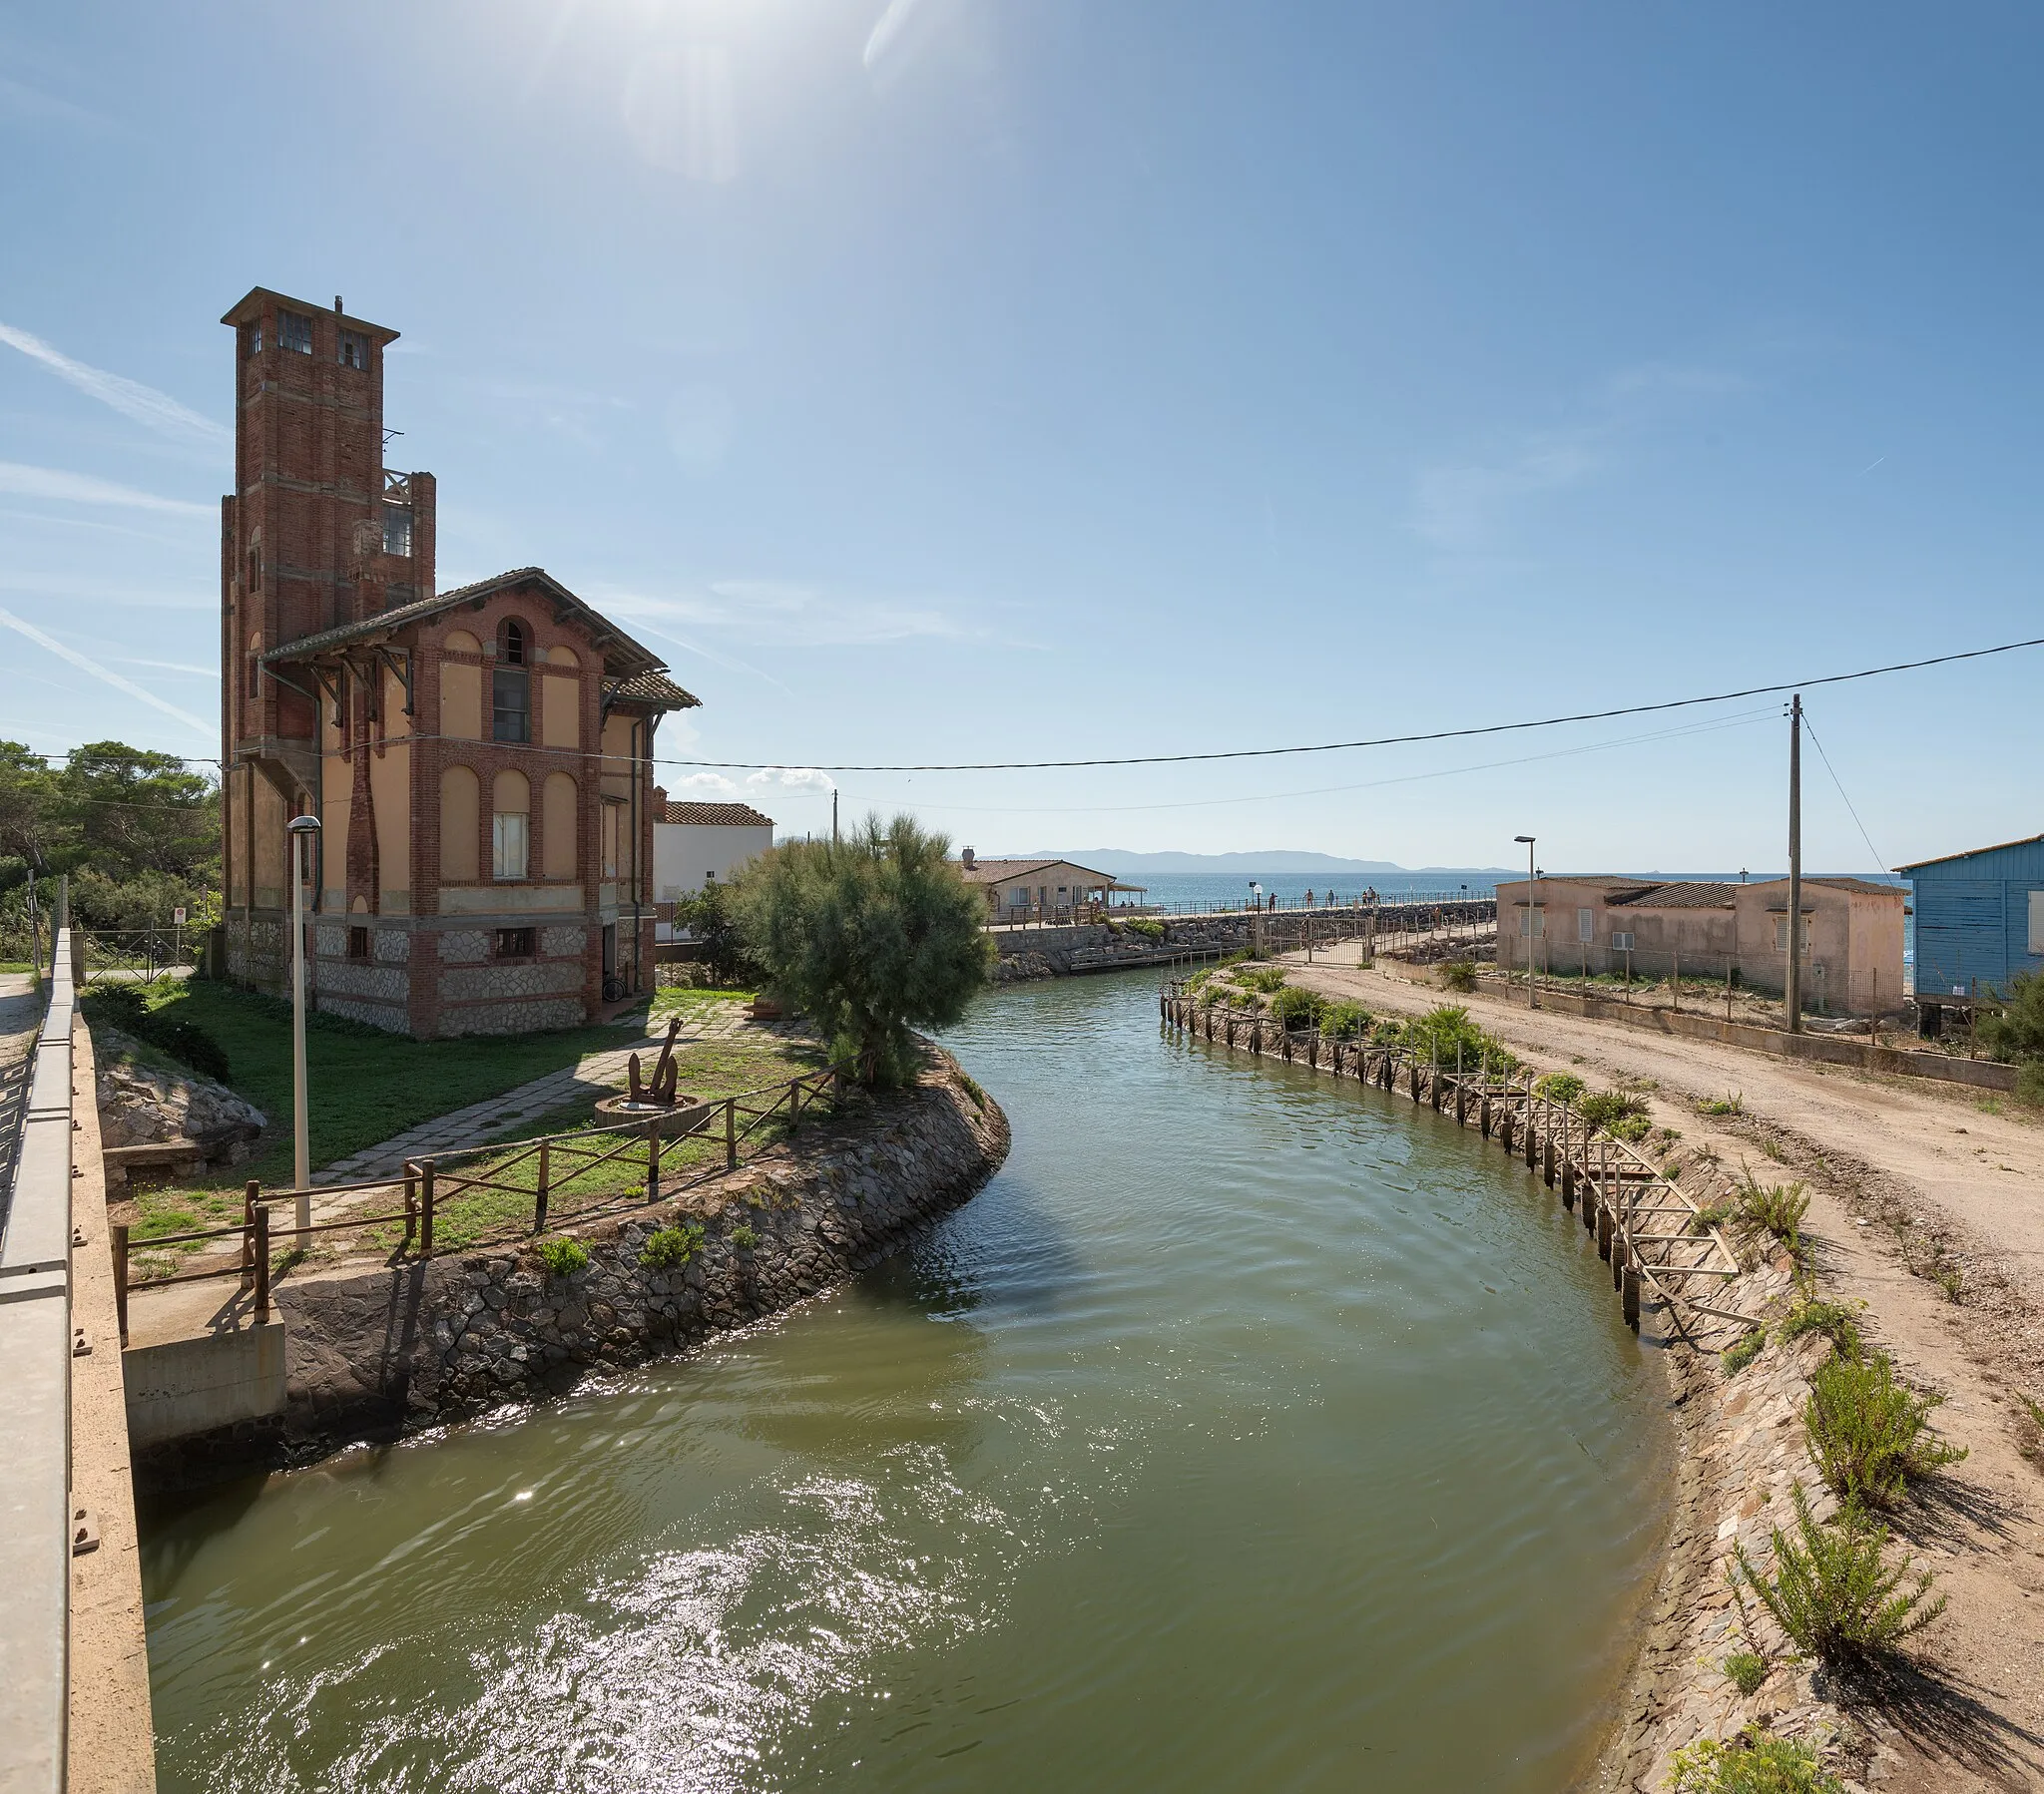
[286,812,321,1241]
[1514,835,1536,1009]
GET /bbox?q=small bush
[1578,1089,1650,1135]
[1976,968,2044,1068]
[1731,1483,1944,1664]
[639,1222,705,1270]
[535,1236,589,1278]
[1270,985,1325,1030]
[1439,959,1477,992]
[1609,1112,1653,1144]
[2015,1394,2044,1467]
[1721,1649,1770,1696]
[957,1070,987,1112]
[1699,1091,1746,1117]
[1534,1071,1587,1106]
[1931,1258,1965,1304]
[730,1222,759,1250]
[1122,916,1165,942]
[1401,1004,1516,1076]
[1723,1329,1768,1375]
[1691,1199,1737,1235]
[1321,1000,1370,1039]
[1736,1173,1809,1249]
[1666,1726,1841,1793]
[1235,966,1288,995]
[1778,1290,1863,1358]
[1804,1351,1966,1508]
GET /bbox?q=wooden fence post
[254,1202,271,1321]
[241,1178,258,1288]
[789,1078,802,1133]
[726,1099,738,1170]
[112,1222,129,1345]
[403,1166,419,1250]
[534,1139,551,1235]
[648,1121,662,1205]
[420,1159,436,1257]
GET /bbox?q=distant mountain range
[1020,850,1519,877]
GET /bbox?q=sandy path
[1286,951,2044,1789]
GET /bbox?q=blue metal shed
[1896,831,2044,999]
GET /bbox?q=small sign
[173,907,187,926]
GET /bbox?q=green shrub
[1235,966,1288,995]
[1666,1726,1841,1793]
[1609,1112,1653,1144]
[1721,1650,1770,1696]
[1270,985,1325,1030]
[1735,1173,1808,1249]
[2018,1059,2044,1110]
[730,1222,758,1250]
[1534,1072,1587,1107]
[1439,959,1477,993]
[1698,1091,1746,1117]
[639,1222,705,1270]
[1321,1000,1370,1039]
[1123,917,1165,943]
[1723,1329,1768,1375]
[957,1070,987,1112]
[535,1236,589,1278]
[1691,1199,1736,1235]
[1778,1290,1863,1358]
[1400,1004,1516,1075]
[1731,1484,1944,1664]
[1576,1089,1651,1135]
[1804,1352,1965,1508]
[1977,968,2044,1069]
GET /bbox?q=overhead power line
[659,632,2044,771]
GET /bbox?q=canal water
[140,972,1673,1793]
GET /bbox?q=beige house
[956,851,1142,921]
[1494,875,1905,1015]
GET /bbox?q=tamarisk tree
[735,813,994,1086]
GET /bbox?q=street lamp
[1514,835,1536,1009]
[286,812,321,1241]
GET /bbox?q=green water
[140,972,1672,1792]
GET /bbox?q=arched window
[246,630,263,699]
[493,619,531,742]
[542,772,578,880]
[493,769,530,880]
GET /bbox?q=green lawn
[104,980,642,1188]
[110,980,823,1264]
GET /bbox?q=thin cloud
[667,771,740,796]
[0,319,228,444]
[1413,360,1749,550]
[0,73,114,133]
[0,461,214,517]
[0,570,213,610]
[114,657,220,678]
[864,0,925,70]
[0,608,215,738]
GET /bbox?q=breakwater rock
[137,1048,1007,1485]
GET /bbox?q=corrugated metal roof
[1895,831,2044,873]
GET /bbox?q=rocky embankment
[136,1046,1007,1485]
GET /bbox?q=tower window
[339,328,369,370]
[279,310,313,354]
[382,505,412,557]
[493,620,531,742]
[246,321,263,356]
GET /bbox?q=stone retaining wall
[134,1049,1008,1486]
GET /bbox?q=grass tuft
[1723,1329,1768,1376]
[535,1236,589,1278]
[1721,1649,1770,1696]
[639,1222,704,1270]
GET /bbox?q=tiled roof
[958,857,1057,884]
[1798,876,1907,896]
[656,800,773,827]
[262,567,675,682]
[606,669,700,710]
[1609,881,1741,909]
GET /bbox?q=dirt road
[1291,951,2044,1791]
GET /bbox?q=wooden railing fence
[111,1058,853,1342]
[1160,981,1748,1337]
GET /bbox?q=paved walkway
[313,999,773,1186]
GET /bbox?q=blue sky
[3,1,2040,873]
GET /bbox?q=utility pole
[831,786,839,847]
[1786,694,1802,1034]
[1514,835,1536,1009]
[286,813,322,1238]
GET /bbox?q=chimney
[961,846,976,870]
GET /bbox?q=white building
[653,793,775,925]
